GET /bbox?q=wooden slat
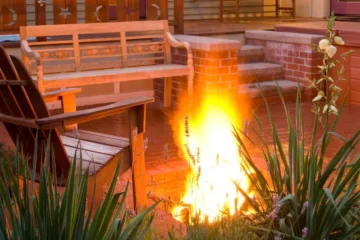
[73,34,81,72]
[120,31,128,67]
[29,40,74,46]
[64,146,111,164]
[37,47,74,52]
[79,37,121,43]
[61,135,122,156]
[127,41,164,47]
[36,64,189,89]
[64,129,129,148]
[77,160,102,175]
[22,21,167,37]
[35,96,154,129]
[0,80,28,86]
[9,55,71,177]
[126,34,163,40]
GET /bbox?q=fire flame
[171,92,250,223]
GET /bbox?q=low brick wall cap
[173,35,241,51]
[245,30,324,45]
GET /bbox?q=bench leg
[164,77,172,107]
[62,94,77,132]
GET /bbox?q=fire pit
[169,92,251,223]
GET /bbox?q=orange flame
[171,91,250,223]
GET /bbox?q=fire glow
[171,92,250,223]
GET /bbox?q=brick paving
[0,98,359,238]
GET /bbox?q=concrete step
[238,80,304,103]
[238,45,264,63]
[238,62,284,83]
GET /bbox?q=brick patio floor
[0,98,359,238]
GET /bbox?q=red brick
[288,51,299,57]
[221,73,238,82]
[221,58,237,66]
[293,57,305,65]
[200,58,220,66]
[229,65,238,73]
[194,65,207,74]
[293,71,306,78]
[285,70,293,76]
[284,56,293,63]
[194,51,206,58]
[207,66,229,75]
[206,51,229,59]
[306,59,323,67]
[206,82,230,91]
[202,74,221,83]
[230,51,238,58]
[287,63,299,71]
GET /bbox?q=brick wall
[154,47,239,108]
[247,39,323,84]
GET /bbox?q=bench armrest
[21,40,41,65]
[166,32,193,66]
[36,96,154,130]
[20,40,45,93]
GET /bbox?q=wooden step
[238,80,304,104]
[238,45,264,63]
[238,62,283,83]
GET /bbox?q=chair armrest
[36,96,154,130]
[0,114,38,129]
[42,88,82,103]
[166,32,194,77]
[21,40,41,65]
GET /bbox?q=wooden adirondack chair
[0,46,153,210]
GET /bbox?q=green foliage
[0,142,26,184]
[0,135,159,239]
[233,12,360,240]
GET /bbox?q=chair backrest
[0,46,71,179]
[20,20,171,74]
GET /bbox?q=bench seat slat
[61,135,123,156]
[63,129,129,148]
[32,64,189,89]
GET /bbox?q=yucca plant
[0,134,159,239]
[234,13,360,239]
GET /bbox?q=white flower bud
[334,36,344,45]
[319,39,330,50]
[325,45,337,58]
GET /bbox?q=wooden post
[174,0,184,34]
[35,0,46,26]
[35,0,46,41]
[129,106,147,211]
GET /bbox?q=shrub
[0,136,159,239]
[234,13,359,239]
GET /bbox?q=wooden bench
[20,20,194,107]
[0,45,152,210]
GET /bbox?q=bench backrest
[20,20,171,74]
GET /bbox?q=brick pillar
[154,35,241,108]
